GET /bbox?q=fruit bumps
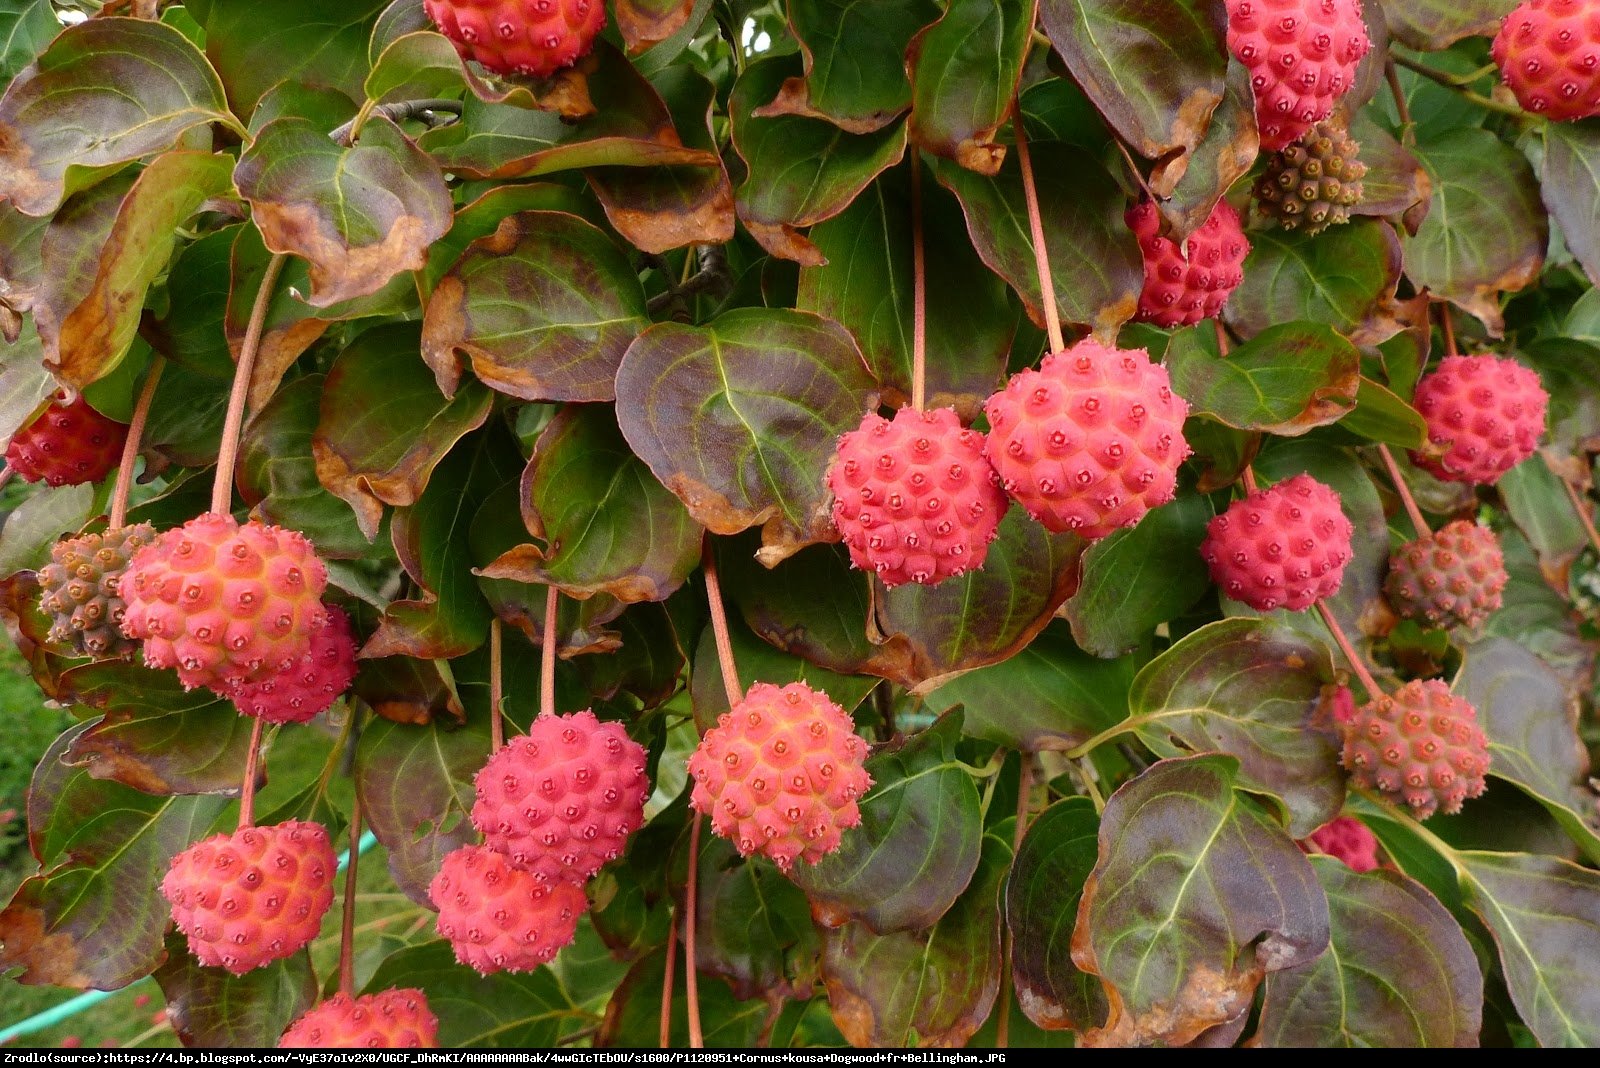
[1203,473,1354,611]
[162,821,336,974]
[826,407,1007,587]
[1228,0,1372,149]
[1385,520,1508,630]
[281,990,439,1048]
[1410,354,1548,486]
[1254,119,1367,234]
[430,845,587,974]
[1493,0,1600,120]
[120,513,328,691]
[37,524,156,659]
[688,682,872,873]
[5,391,127,487]
[223,605,358,724]
[1127,198,1250,327]
[1342,679,1490,817]
[984,338,1190,540]
[471,709,649,886]
[424,0,606,79]
[1300,815,1379,872]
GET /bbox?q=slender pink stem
[1438,301,1458,357]
[541,586,558,720]
[1376,443,1430,538]
[212,253,286,515]
[1314,600,1382,700]
[1012,105,1064,355]
[110,356,164,530]
[701,542,742,707]
[910,159,928,412]
[684,813,704,1049]
[995,753,1035,1049]
[490,618,505,750]
[1557,471,1600,556]
[1241,465,1259,495]
[338,790,362,996]
[237,717,265,828]
[660,904,679,1047]
[1213,318,1231,356]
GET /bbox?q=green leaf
[1485,527,1593,687]
[614,308,877,566]
[0,723,229,989]
[906,0,1036,174]
[1224,220,1406,343]
[32,151,232,392]
[1072,754,1329,1046]
[1382,0,1518,50]
[1456,636,1600,863]
[364,29,466,105]
[366,941,585,1046]
[873,508,1086,691]
[0,1,58,83]
[1350,110,1432,221]
[1548,116,1600,286]
[1005,796,1107,1031]
[0,320,57,442]
[753,0,938,133]
[931,144,1142,336]
[476,403,702,602]
[598,948,785,1047]
[155,226,240,380]
[797,162,1018,419]
[155,937,317,1048]
[421,211,649,402]
[235,116,453,307]
[1167,321,1361,435]
[0,481,96,579]
[313,322,494,540]
[1342,375,1428,448]
[1403,128,1547,332]
[925,621,1136,750]
[0,17,235,216]
[728,55,908,264]
[689,614,878,728]
[203,0,389,118]
[693,836,820,1000]
[1037,0,1228,162]
[1521,337,1600,455]
[1255,858,1482,1047]
[819,820,1010,1047]
[1498,457,1590,568]
[792,712,983,933]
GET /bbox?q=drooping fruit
[1384,520,1508,630]
[4,390,128,487]
[1254,119,1367,234]
[1492,0,1600,120]
[825,407,1007,587]
[1299,815,1379,872]
[1409,354,1548,486]
[471,709,649,886]
[687,681,872,873]
[1342,678,1490,818]
[1202,473,1354,611]
[119,513,328,691]
[1127,198,1250,327]
[984,339,1191,540]
[37,524,156,659]
[1228,0,1372,150]
[161,821,336,975]
[429,844,586,974]
[220,605,358,724]
[423,0,606,79]
[280,990,439,1049]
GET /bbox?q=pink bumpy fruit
[688,682,872,873]
[1202,473,1354,611]
[471,709,649,886]
[430,845,586,974]
[984,339,1190,540]
[1342,679,1490,818]
[1384,520,1508,630]
[1409,354,1548,486]
[826,407,1007,587]
[1127,198,1250,327]
[119,513,328,692]
[5,390,127,487]
[423,0,605,79]
[221,605,358,724]
[280,990,439,1049]
[1300,815,1380,872]
[1228,0,1372,149]
[1493,0,1600,120]
[161,821,336,974]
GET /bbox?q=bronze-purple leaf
[905,0,1037,175]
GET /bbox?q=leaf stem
[212,253,286,516]
[1437,299,1458,356]
[332,99,463,147]
[1313,599,1382,701]
[1012,101,1065,354]
[237,717,265,829]
[910,155,928,412]
[338,787,363,996]
[491,617,506,749]
[1076,758,1106,812]
[1376,443,1430,538]
[110,356,164,530]
[701,541,743,708]
[684,813,705,1049]
[1389,53,1529,118]
[995,751,1035,1049]
[1241,464,1259,494]
[660,901,679,1047]
[1385,60,1415,146]
[1553,461,1600,556]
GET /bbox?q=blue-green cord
[0,830,378,1046]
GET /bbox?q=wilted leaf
[1225,220,1406,344]
[155,938,317,1048]
[1072,754,1330,1046]
[1256,858,1482,1047]
[420,211,648,401]
[906,0,1037,174]
[614,309,877,566]
[0,17,235,216]
[1006,797,1108,1031]
[615,0,699,53]
[792,712,982,934]
[1157,64,1259,234]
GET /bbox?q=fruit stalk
[109,356,164,530]
[339,789,363,996]
[237,717,265,829]
[684,812,705,1050]
[1376,443,1430,537]
[910,157,927,412]
[1313,600,1382,700]
[659,903,679,1047]
[541,587,558,721]
[491,618,505,750]
[700,542,742,707]
[1554,463,1600,555]
[1437,299,1458,357]
[213,253,287,515]
[1012,101,1065,354]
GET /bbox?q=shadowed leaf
[366,941,584,1046]
[694,835,820,1001]
[1381,0,1516,50]
[155,937,317,1048]
[690,615,878,728]
[715,537,882,677]
[906,0,1036,174]
[1350,111,1432,222]
[203,0,388,117]
[1167,321,1361,435]
[1225,220,1406,345]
